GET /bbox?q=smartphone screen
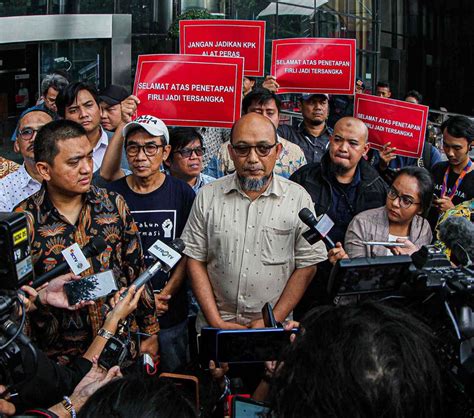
[232,396,270,418]
[217,328,296,363]
[64,270,118,305]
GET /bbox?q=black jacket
[290,153,388,219]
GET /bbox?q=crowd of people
[0,70,473,418]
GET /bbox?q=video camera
[328,245,474,412]
[0,212,37,389]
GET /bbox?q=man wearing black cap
[278,93,333,164]
[99,85,130,132]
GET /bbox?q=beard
[330,161,351,176]
[238,174,271,192]
[307,118,325,126]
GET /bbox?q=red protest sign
[271,38,356,95]
[354,93,429,158]
[133,54,243,129]
[180,19,265,77]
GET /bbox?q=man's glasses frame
[173,146,206,159]
[231,142,278,157]
[18,127,41,141]
[125,143,165,157]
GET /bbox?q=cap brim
[122,121,169,143]
[300,93,329,100]
[99,96,121,106]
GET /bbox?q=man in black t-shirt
[107,115,195,372]
[429,116,474,228]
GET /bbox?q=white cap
[123,115,169,144]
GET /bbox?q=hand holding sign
[378,142,398,170]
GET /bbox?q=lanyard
[441,159,472,198]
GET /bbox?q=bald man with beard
[182,113,327,331]
[290,117,388,314]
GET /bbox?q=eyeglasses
[18,127,40,141]
[174,146,206,158]
[387,187,420,209]
[231,143,278,157]
[125,143,164,157]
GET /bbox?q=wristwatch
[97,328,114,340]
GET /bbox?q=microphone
[32,237,107,288]
[121,238,185,299]
[439,216,474,266]
[299,208,336,249]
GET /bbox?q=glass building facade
[0,0,472,132]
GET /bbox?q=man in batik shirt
[15,119,159,364]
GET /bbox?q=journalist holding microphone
[2,272,144,415]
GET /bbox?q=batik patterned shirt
[15,185,158,363]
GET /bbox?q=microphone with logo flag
[299,208,336,249]
[120,238,185,299]
[32,237,107,288]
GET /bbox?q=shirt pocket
[260,227,293,265]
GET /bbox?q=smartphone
[198,327,220,369]
[262,302,278,328]
[232,395,270,418]
[64,270,118,306]
[362,241,405,247]
[216,328,297,363]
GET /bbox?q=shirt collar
[192,173,204,193]
[298,120,329,137]
[93,127,109,153]
[17,164,40,188]
[223,172,283,198]
[37,184,102,218]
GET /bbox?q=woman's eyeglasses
[387,186,420,209]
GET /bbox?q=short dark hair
[376,81,391,90]
[405,89,423,104]
[40,74,69,97]
[56,81,100,118]
[441,115,474,144]
[78,376,197,418]
[168,127,203,161]
[242,88,281,114]
[269,301,444,418]
[394,166,434,217]
[34,119,87,165]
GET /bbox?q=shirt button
[245,249,249,253]
[248,225,253,229]
[242,273,247,278]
